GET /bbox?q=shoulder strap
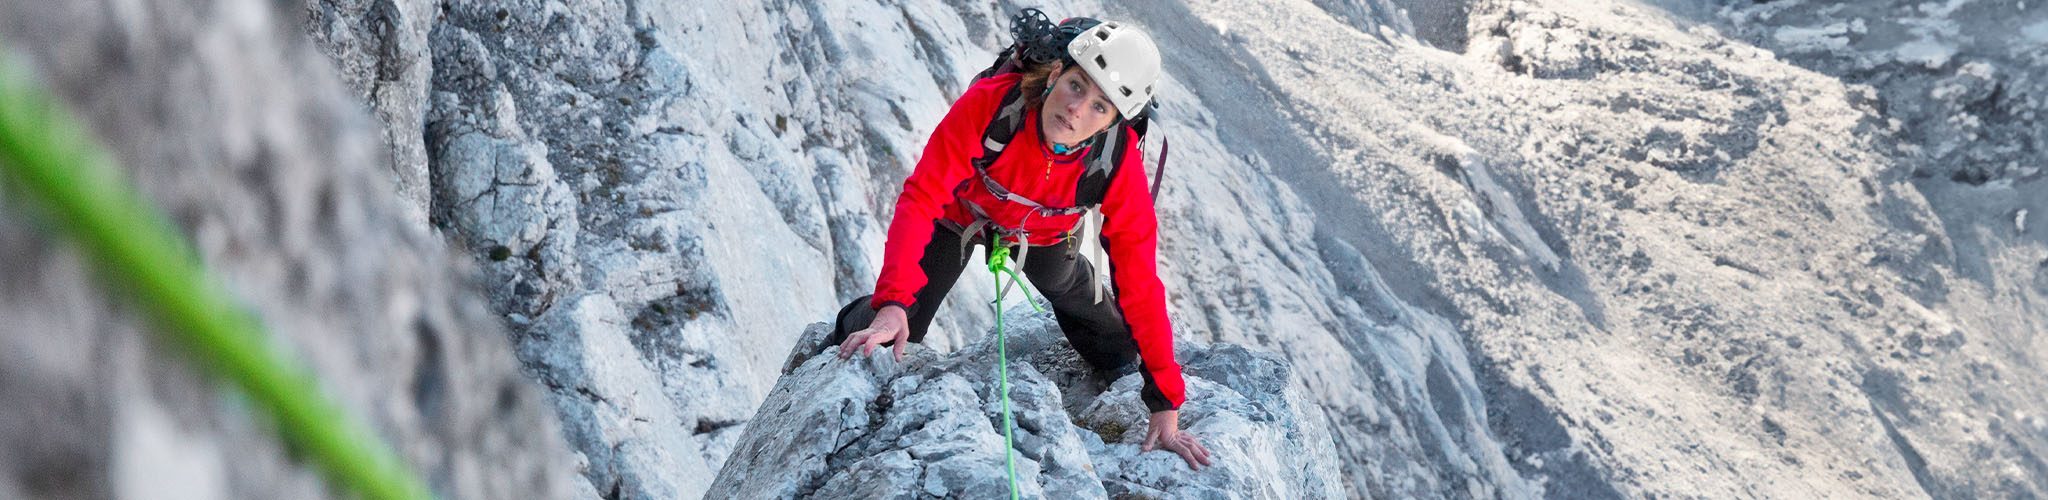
[1151,136,1169,200]
[1073,101,1157,206]
[1071,127,1122,207]
[973,85,1029,172]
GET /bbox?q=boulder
[709,311,1342,499]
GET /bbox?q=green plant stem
[0,50,432,500]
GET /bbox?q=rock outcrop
[4,0,2021,498]
[292,0,2048,496]
[709,311,1342,499]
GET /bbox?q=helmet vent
[1094,55,1108,69]
[1096,29,1112,41]
[1144,84,1154,95]
[1120,86,1133,97]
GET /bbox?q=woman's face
[1040,65,1119,147]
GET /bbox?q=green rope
[0,50,433,500]
[989,244,1043,314]
[986,244,1037,500]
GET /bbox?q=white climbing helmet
[1066,21,1160,120]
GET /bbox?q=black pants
[828,222,1142,377]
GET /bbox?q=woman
[827,19,1212,471]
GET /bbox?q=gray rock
[520,293,708,498]
[308,1,998,496]
[291,0,2048,498]
[0,0,583,498]
[710,313,1344,499]
[306,0,439,226]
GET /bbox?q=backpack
[954,8,1171,303]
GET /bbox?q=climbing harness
[987,244,1041,500]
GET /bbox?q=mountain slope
[303,0,2048,497]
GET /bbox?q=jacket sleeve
[871,83,998,313]
[1097,129,1185,412]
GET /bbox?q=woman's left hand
[1140,409,1213,470]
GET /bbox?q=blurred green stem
[0,50,433,500]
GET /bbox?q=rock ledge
[709,311,1342,499]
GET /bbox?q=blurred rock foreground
[0,1,584,499]
[2,0,2044,499]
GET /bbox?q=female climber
[826,13,1211,471]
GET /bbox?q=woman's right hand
[836,305,912,362]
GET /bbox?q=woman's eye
[1094,103,1107,114]
[1069,80,1081,93]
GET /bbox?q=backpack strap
[1071,107,1159,304]
[1071,126,1122,207]
[973,85,1030,171]
[1074,102,1153,206]
[1072,207,1112,303]
[1151,136,1169,200]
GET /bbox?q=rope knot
[986,244,1044,313]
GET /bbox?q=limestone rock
[0,0,583,498]
[709,313,1343,499]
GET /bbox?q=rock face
[220,0,2048,498]
[1717,0,2048,192]
[17,0,2047,497]
[708,312,1342,499]
[0,0,582,499]
[305,1,1062,496]
[1189,0,2048,496]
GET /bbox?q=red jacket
[872,73,1185,410]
